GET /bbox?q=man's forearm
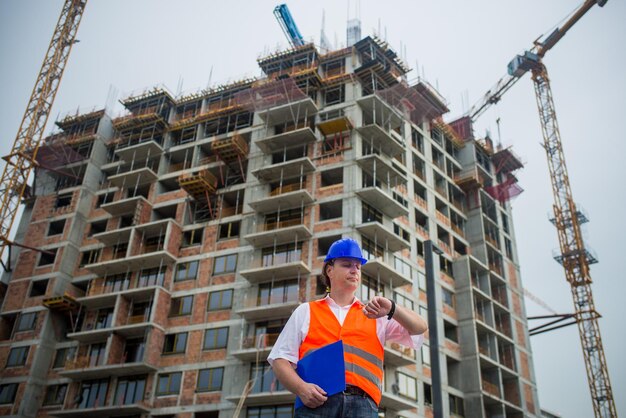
[272,358,306,394]
[393,304,428,335]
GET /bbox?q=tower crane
[0,0,87,270]
[466,1,616,416]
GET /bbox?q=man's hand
[297,382,327,408]
[362,296,392,319]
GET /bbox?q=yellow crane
[467,1,616,416]
[0,0,87,269]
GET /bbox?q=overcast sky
[1,1,624,416]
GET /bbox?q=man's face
[328,257,362,292]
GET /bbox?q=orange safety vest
[299,299,384,405]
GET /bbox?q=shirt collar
[323,294,364,308]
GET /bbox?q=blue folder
[295,340,346,409]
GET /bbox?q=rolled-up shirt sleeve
[267,303,310,367]
[378,317,425,349]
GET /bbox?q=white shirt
[267,295,424,366]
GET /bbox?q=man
[268,237,428,417]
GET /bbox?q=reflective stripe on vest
[299,299,384,404]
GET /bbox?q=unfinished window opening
[143,234,165,253]
[318,235,341,258]
[411,128,424,153]
[265,208,304,230]
[218,221,240,240]
[322,131,348,154]
[416,239,424,258]
[47,219,66,236]
[274,116,314,135]
[219,190,244,218]
[29,279,49,297]
[112,243,128,259]
[323,84,345,106]
[393,224,410,243]
[412,153,425,180]
[270,176,305,196]
[322,58,345,77]
[319,200,342,221]
[119,214,134,228]
[172,125,198,145]
[447,356,462,390]
[320,167,343,187]
[89,220,107,237]
[152,204,177,222]
[440,254,454,278]
[55,165,86,190]
[271,145,307,164]
[38,249,57,267]
[128,184,150,199]
[55,193,72,209]
[444,320,459,343]
[362,202,383,224]
[96,192,114,208]
[182,228,203,247]
[79,249,101,267]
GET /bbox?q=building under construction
[0,36,539,418]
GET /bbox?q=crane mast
[532,63,616,417]
[0,0,87,265]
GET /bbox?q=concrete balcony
[108,165,158,188]
[84,250,176,276]
[92,226,132,246]
[357,124,404,157]
[59,355,158,380]
[380,390,418,412]
[252,157,315,182]
[80,285,162,309]
[230,333,279,361]
[240,260,310,283]
[68,319,163,343]
[236,292,301,321]
[100,196,150,217]
[248,186,314,213]
[356,186,408,219]
[226,390,294,407]
[51,402,150,418]
[114,138,164,161]
[357,153,407,185]
[257,97,318,125]
[255,127,317,153]
[384,342,416,367]
[357,222,410,253]
[245,221,312,248]
[361,255,412,288]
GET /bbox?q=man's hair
[321,260,333,290]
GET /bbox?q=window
[219,221,240,240]
[79,249,101,267]
[15,312,37,332]
[38,249,57,266]
[124,338,146,363]
[88,343,106,367]
[250,362,284,393]
[247,405,294,418]
[77,379,108,409]
[424,383,432,405]
[163,333,188,354]
[417,270,426,291]
[397,372,418,400]
[169,295,193,316]
[114,376,146,405]
[53,346,76,369]
[6,346,29,367]
[0,383,18,404]
[262,243,301,267]
[319,201,342,221]
[362,202,383,224]
[258,280,298,305]
[421,342,431,366]
[96,192,114,208]
[444,320,459,343]
[411,128,424,153]
[318,235,341,258]
[449,394,465,416]
[394,292,414,310]
[138,267,165,287]
[43,384,68,406]
[29,279,48,297]
[204,327,229,350]
[156,372,181,396]
[175,260,199,281]
[213,254,237,275]
[47,219,66,236]
[207,289,233,311]
[95,308,113,329]
[104,273,130,292]
[55,193,72,209]
[182,228,203,247]
[359,275,384,303]
[442,288,455,308]
[197,367,224,392]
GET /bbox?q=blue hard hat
[324,238,367,265]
